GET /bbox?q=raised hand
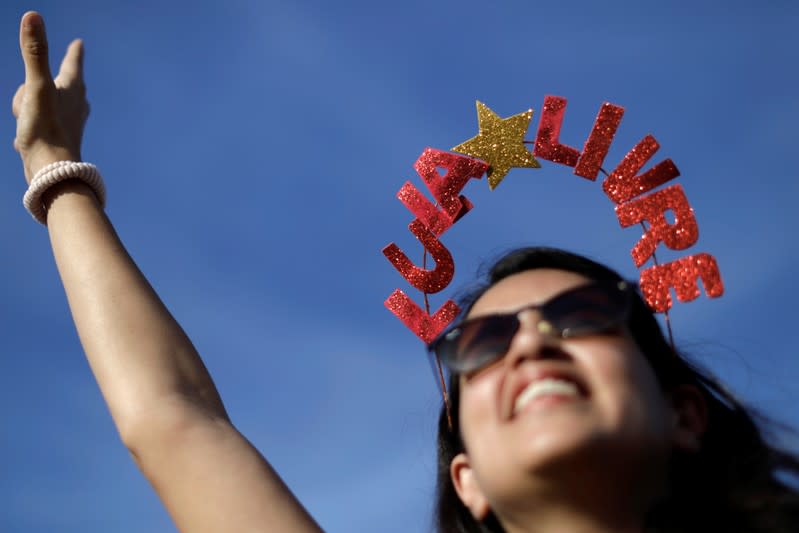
[12,11,89,184]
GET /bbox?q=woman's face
[451,269,679,520]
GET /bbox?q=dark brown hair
[434,247,799,533]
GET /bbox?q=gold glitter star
[451,101,540,189]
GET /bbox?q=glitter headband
[382,95,725,346]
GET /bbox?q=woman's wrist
[40,178,96,211]
[25,145,81,185]
[23,160,105,225]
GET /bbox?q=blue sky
[1,1,797,531]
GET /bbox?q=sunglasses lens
[433,281,631,374]
[438,314,519,373]
[543,282,630,337]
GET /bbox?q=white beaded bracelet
[23,161,106,225]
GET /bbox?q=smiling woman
[11,8,799,533]
[433,247,799,533]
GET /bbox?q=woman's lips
[505,368,588,419]
[513,378,582,415]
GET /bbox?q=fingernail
[23,13,42,30]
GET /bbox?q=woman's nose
[502,310,563,368]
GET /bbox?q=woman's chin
[510,412,616,477]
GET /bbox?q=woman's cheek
[578,345,653,426]
[594,355,670,437]
[461,379,496,432]
[459,374,506,459]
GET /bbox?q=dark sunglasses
[429,280,634,376]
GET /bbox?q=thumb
[19,11,53,89]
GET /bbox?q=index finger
[19,11,53,88]
[57,39,84,84]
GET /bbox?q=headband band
[383,96,724,343]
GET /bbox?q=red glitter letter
[397,181,473,236]
[414,148,487,220]
[616,184,699,267]
[639,253,724,312]
[574,103,625,181]
[384,289,460,344]
[383,219,456,294]
[602,135,680,204]
[533,96,581,167]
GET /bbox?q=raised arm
[12,12,321,533]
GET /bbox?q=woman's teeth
[514,378,580,414]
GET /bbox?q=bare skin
[449,270,707,533]
[12,11,321,533]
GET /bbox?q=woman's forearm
[43,178,228,443]
[12,17,326,532]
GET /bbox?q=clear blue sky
[1,1,797,532]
